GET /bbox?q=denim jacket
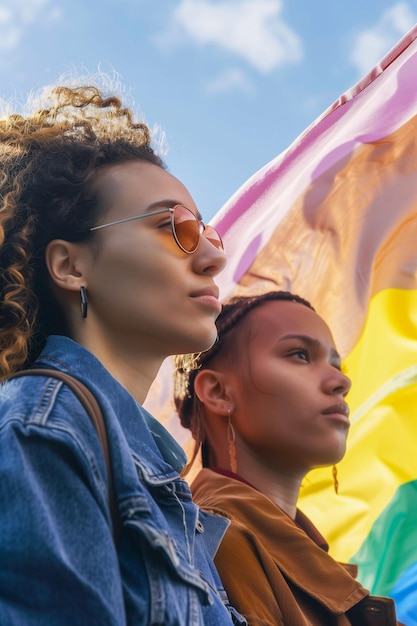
[0,336,246,626]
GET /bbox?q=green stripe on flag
[351,480,417,596]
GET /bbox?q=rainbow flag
[145,24,417,625]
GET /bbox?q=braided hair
[174,290,314,474]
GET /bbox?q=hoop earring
[332,465,339,495]
[80,286,88,319]
[227,409,237,474]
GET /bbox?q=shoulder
[191,469,265,522]
[0,373,107,483]
[0,372,114,519]
[0,373,95,435]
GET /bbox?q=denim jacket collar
[36,335,187,478]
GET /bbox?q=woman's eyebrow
[145,200,202,220]
[144,199,177,212]
[279,333,319,347]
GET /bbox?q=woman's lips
[321,402,350,426]
[190,288,222,313]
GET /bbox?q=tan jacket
[192,469,399,626]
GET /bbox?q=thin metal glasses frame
[90,205,222,254]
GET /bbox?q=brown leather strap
[9,368,120,543]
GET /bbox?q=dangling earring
[227,409,237,474]
[332,465,339,495]
[80,286,88,319]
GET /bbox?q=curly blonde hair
[0,83,164,379]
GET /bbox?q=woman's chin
[199,328,219,352]
[168,319,219,359]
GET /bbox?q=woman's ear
[45,239,87,293]
[194,369,232,415]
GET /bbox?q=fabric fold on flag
[144,24,417,625]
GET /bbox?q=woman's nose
[325,368,351,397]
[335,371,351,396]
[194,234,227,276]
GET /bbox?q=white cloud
[168,0,303,73]
[205,67,253,94]
[0,0,62,52]
[349,2,417,76]
[0,6,19,50]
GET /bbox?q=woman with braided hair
[0,81,246,625]
[175,291,401,625]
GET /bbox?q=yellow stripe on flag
[299,288,417,563]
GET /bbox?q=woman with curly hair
[0,81,245,626]
[175,291,401,625]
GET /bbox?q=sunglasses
[90,204,223,254]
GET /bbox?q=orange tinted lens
[204,225,224,250]
[173,207,200,252]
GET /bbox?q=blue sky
[1,0,416,220]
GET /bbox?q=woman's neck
[239,466,302,519]
[220,446,305,519]
[72,326,163,404]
